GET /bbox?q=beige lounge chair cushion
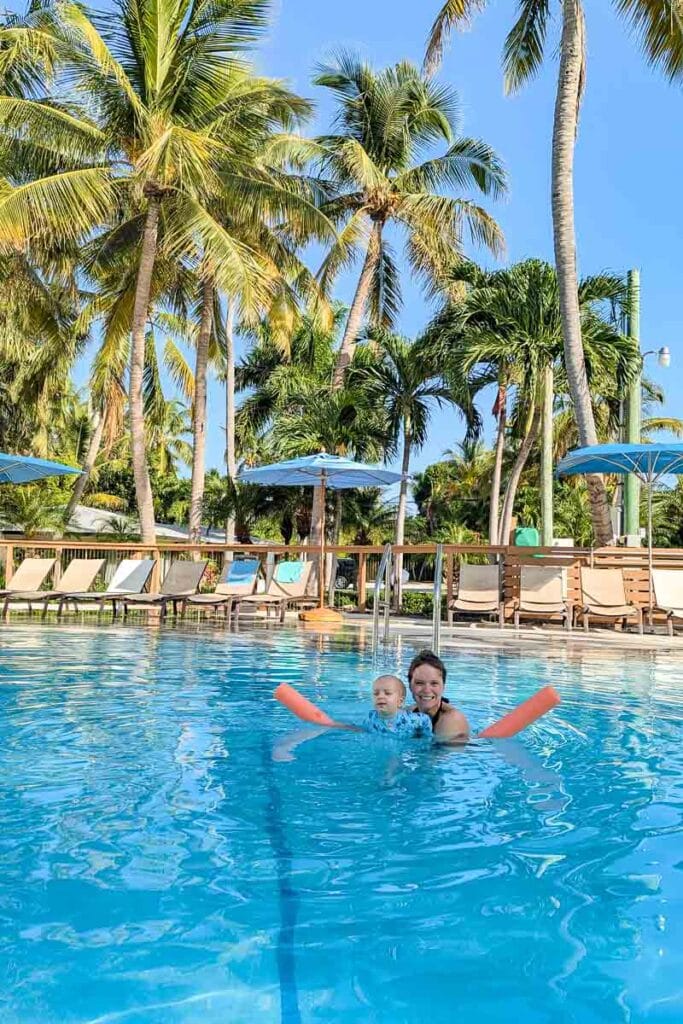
[652,570,683,617]
[584,603,638,618]
[6,559,105,601]
[452,596,500,612]
[451,564,501,611]
[1,558,56,594]
[518,600,567,615]
[580,568,631,609]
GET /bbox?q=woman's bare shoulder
[435,705,470,739]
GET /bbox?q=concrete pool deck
[301,610,683,655]
[3,605,683,656]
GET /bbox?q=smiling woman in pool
[408,651,469,743]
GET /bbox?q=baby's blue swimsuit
[364,709,432,738]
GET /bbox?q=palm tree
[413,440,492,535]
[0,0,317,541]
[424,0,683,543]
[353,331,470,605]
[310,53,507,386]
[427,259,639,544]
[342,489,397,546]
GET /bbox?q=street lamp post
[623,270,641,539]
[622,268,671,540]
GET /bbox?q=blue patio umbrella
[238,453,403,607]
[0,452,80,485]
[557,443,683,607]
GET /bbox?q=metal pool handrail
[372,544,393,649]
[432,544,444,654]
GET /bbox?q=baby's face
[372,677,404,718]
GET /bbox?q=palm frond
[424,0,487,76]
[615,0,683,81]
[503,0,551,94]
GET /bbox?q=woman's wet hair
[407,650,447,686]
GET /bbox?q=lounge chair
[513,566,572,630]
[3,558,105,619]
[0,557,56,616]
[56,558,156,618]
[183,558,260,619]
[651,569,683,636]
[448,563,504,627]
[236,560,315,622]
[121,559,208,620]
[577,568,643,633]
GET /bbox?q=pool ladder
[371,543,444,654]
[371,544,393,650]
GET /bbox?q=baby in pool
[364,675,432,738]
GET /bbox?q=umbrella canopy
[0,453,80,485]
[556,443,683,482]
[237,452,403,490]
[238,453,404,609]
[557,443,683,611]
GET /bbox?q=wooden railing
[2,538,683,618]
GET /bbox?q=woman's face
[409,663,444,716]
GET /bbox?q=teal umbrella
[557,443,683,610]
[0,453,79,485]
[238,453,403,607]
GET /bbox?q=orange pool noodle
[479,686,560,739]
[274,682,336,727]
[275,682,560,738]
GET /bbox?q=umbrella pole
[647,477,653,617]
[319,475,326,608]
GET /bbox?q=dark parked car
[335,556,358,590]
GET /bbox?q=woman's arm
[433,708,470,745]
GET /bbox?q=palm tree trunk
[129,196,160,544]
[552,0,612,545]
[332,220,382,388]
[540,364,554,546]
[188,276,214,542]
[499,409,541,546]
[64,410,105,525]
[489,383,507,545]
[393,422,412,610]
[224,299,237,544]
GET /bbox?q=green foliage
[0,482,68,536]
[314,51,506,318]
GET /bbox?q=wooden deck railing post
[52,547,62,586]
[357,552,367,611]
[445,551,453,610]
[150,549,161,592]
[3,543,14,585]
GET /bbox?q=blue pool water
[1,625,683,1023]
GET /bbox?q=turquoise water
[1,626,682,1023]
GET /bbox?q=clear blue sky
[77,0,683,474]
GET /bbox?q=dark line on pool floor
[261,736,302,1024]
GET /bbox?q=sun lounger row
[448,563,683,633]
[0,555,317,622]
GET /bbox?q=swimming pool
[1,625,682,1023]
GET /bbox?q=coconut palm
[353,331,479,605]
[0,0,323,541]
[427,259,640,544]
[309,52,506,385]
[424,0,683,543]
